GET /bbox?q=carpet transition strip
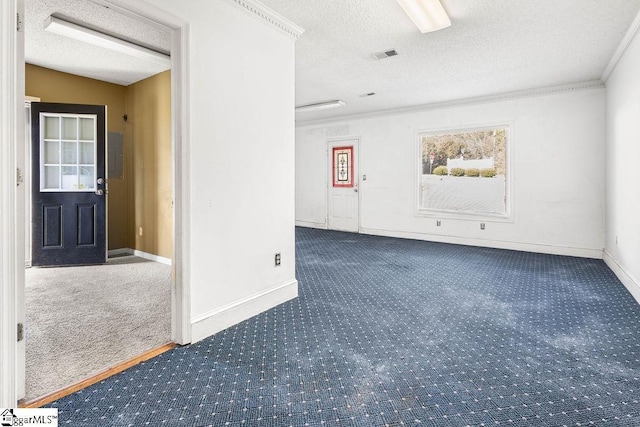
[20,342,176,409]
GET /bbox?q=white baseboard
[295,220,326,229]
[603,250,640,304]
[190,279,298,343]
[133,250,172,265]
[107,248,132,257]
[108,248,172,266]
[358,227,604,259]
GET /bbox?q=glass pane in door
[62,117,78,140]
[79,167,95,190]
[79,118,94,140]
[44,116,60,139]
[44,141,60,164]
[62,141,78,164]
[43,166,60,189]
[79,142,94,164]
[61,166,78,190]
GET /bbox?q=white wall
[297,88,606,258]
[143,0,298,342]
[604,26,640,301]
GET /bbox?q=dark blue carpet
[50,228,640,426]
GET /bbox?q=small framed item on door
[332,146,353,187]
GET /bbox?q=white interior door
[327,139,359,232]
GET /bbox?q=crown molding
[223,0,304,40]
[296,80,605,127]
[602,8,640,82]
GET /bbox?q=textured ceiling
[24,1,640,113]
[25,0,172,86]
[260,0,640,123]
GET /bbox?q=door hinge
[16,168,23,186]
[17,323,24,342]
[17,13,23,32]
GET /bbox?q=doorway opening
[17,0,190,404]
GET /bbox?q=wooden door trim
[20,342,177,408]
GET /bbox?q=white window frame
[416,122,514,222]
[39,112,98,193]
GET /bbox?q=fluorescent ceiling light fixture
[295,100,346,113]
[44,16,170,67]
[396,0,451,33]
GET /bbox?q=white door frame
[0,0,192,406]
[326,137,361,232]
[1,0,23,406]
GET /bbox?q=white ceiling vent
[373,49,398,60]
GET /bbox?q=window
[419,126,509,217]
[40,113,97,192]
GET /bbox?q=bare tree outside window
[419,127,508,215]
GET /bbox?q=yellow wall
[25,65,172,258]
[126,71,173,259]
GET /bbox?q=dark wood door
[31,102,107,267]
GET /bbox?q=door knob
[97,177,104,185]
[95,189,104,196]
[354,188,358,193]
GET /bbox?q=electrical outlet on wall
[275,253,281,266]
[139,227,143,236]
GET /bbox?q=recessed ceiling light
[295,100,346,113]
[396,0,451,33]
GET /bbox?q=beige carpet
[25,256,171,401]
